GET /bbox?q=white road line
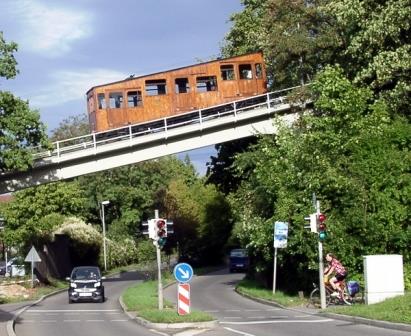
[86,320,104,322]
[222,317,242,319]
[204,310,219,313]
[225,309,241,312]
[247,316,287,319]
[26,309,119,312]
[63,320,81,322]
[224,327,255,336]
[244,309,261,312]
[41,320,57,323]
[220,319,334,325]
[110,320,128,322]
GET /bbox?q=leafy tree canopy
[0,33,49,172]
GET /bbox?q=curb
[6,288,67,336]
[235,288,411,332]
[118,295,219,330]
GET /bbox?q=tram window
[145,79,167,96]
[255,63,263,79]
[109,92,123,108]
[239,64,253,79]
[196,76,218,92]
[221,65,235,80]
[98,93,106,109]
[127,91,142,107]
[175,78,190,94]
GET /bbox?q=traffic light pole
[154,210,164,310]
[316,201,326,309]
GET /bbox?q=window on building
[109,92,123,108]
[98,93,106,109]
[145,79,167,96]
[127,91,142,107]
[255,63,263,79]
[175,78,190,94]
[221,64,235,80]
[239,64,253,79]
[196,76,218,93]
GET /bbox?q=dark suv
[66,266,105,303]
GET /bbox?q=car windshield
[72,267,100,280]
[230,249,247,257]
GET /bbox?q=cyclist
[324,253,347,297]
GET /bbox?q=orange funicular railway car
[86,52,267,133]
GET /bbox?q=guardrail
[32,86,303,161]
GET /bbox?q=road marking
[41,320,56,323]
[86,319,104,322]
[110,319,128,322]
[204,310,219,313]
[220,319,334,325]
[224,327,255,336]
[26,309,119,312]
[225,309,241,312]
[247,316,287,319]
[222,317,242,319]
[244,309,261,312]
[63,320,81,322]
[174,329,209,336]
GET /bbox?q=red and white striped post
[177,283,190,315]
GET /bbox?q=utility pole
[316,200,326,309]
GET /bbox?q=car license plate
[79,292,92,297]
[236,264,244,267]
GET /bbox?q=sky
[0,0,243,175]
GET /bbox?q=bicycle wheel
[309,288,321,308]
[340,288,352,305]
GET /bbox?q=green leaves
[0,32,18,79]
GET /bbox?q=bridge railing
[32,86,304,161]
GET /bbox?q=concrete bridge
[0,87,308,194]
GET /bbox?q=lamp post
[100,201,110,271]
[0,217,6,273]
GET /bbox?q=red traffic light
[156,219,166,229]
[156,219,167,238]
[318,213,326,223]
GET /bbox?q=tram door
[173,77,195,113]
[237,63,258,96]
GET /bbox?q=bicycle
[309,277,362,308]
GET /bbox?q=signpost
[177,283,190,315]
[173,263,193,315]
[25,246,41,288]
[173,263,193,283]
[273,221,288,294]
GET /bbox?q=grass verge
[327,292,411,324]
[122,273,214,323]
[237,278,410,325]
[236,279,307,307]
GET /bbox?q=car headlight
[70,282,77,288]
[94,281,101,287]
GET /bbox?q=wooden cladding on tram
[87,52,267,132]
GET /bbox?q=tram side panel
[88,52,267,133]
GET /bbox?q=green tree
[324,0,411,116]
[2,181,88,246]
[0,32,18,79]
[50,114,90,141]
[0,33,49,172]
[230,67,410,290]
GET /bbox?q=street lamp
[100,201,110,271]
[0,217,8,276]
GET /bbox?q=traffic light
[317,213,327,241]
[304,213,317,233]
[155,218,167,248]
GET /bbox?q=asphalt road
[164,268,411,336]
[13,271,159,336]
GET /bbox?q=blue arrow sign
[173,263,193,283]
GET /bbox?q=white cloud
[29,69,128,108]
[3,0,92,57]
